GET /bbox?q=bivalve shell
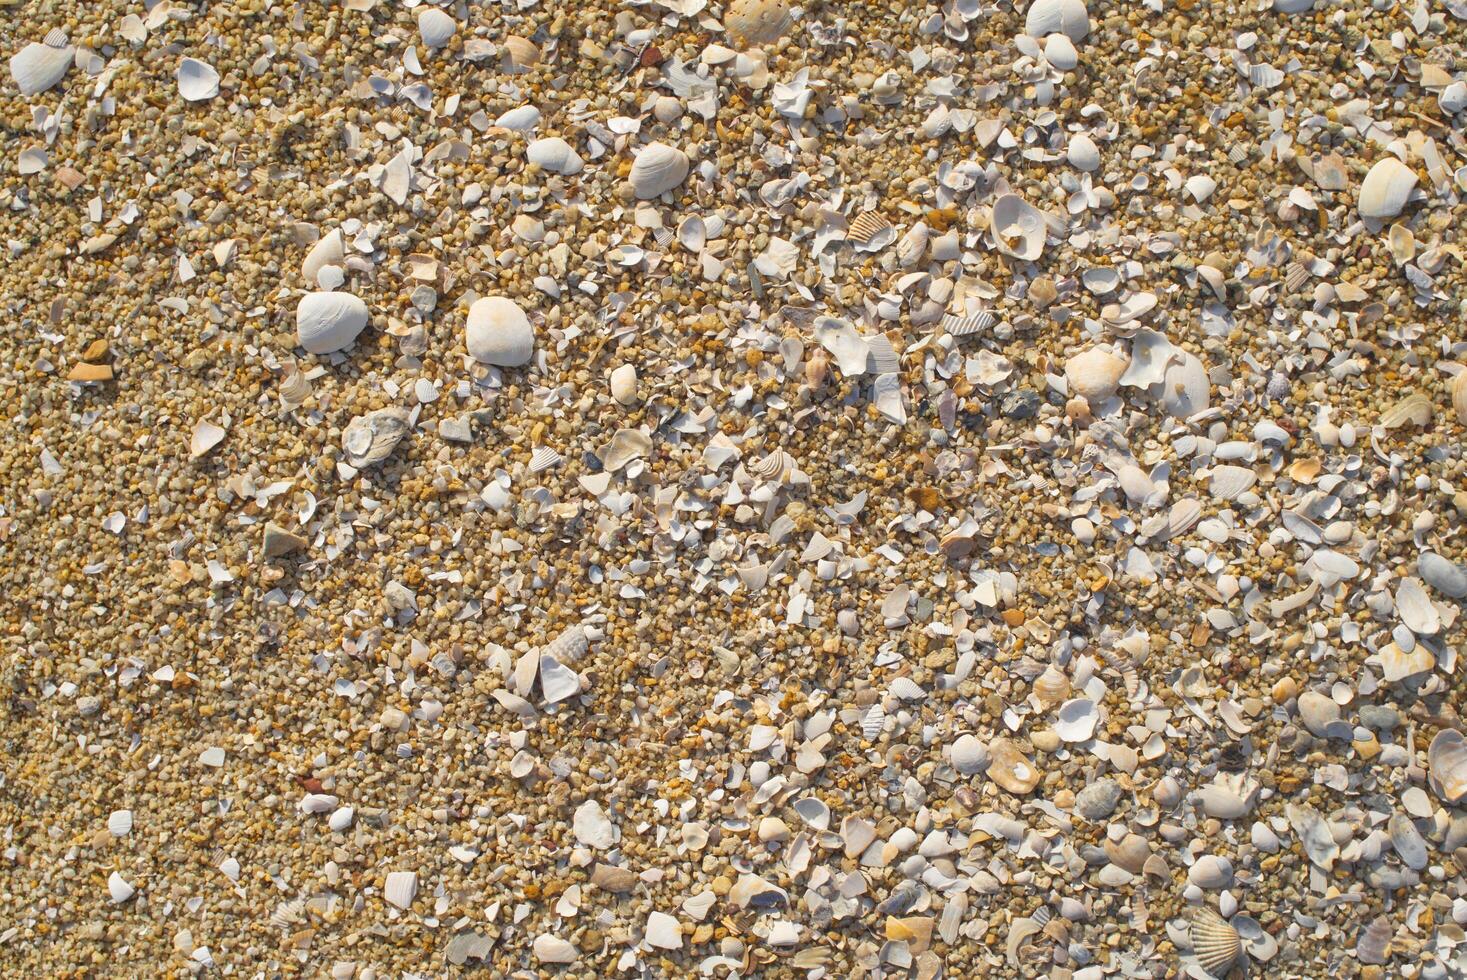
[108,810,134,837]
[725,0,794,46]
[526,137,583,175]
[466,297,535,367]
[1064,346,1129,401]
[1054,698,1098,742]
[1190,908,1242,976]
[986,737,1040,794]
[417,8,456,48]
[176,58,221,102]
[1452,371,1467,425]
[1025,0,1090,41]
[950,733,989,774]
[1428,729,1467,803]
[1032,664,1071,708]
[1358,157,1418,220]
[302,229,345,284]
[296,292,368,354]
[1067,133,1100,172]
[1418,551,1467,598]
[629,142,690,199]
[9,37,75,95]
[342,408,411,468]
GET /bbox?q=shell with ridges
[1032,664,1071,708]
[9,37,75,95]
[1358,157,1417,220]
[725,0,794,46]
[1189,908,1241,976]
[629,143,690,199]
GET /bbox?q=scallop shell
[1354,915,1392,965]
[1189,908,1241,976]
[529,446,563,473]
[725,0,793,46]
[502,35,541,71]
[629,142,690,199]
[176,58,221,102]
[1428,729,1467,803]
[296,291,369,354]
[1451,371,1467,425]
[749,449,795,482]
[1358,157,1417,220]
[986,737,1040,794]
[342,409,410,468]
[848,212,896,252]
[1032,664,1071,708]
[417,8,456,48]
[991,194,1047,261]
[1025,0,1090,41]
[526,137,583,175]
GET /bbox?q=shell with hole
[990,194,1048,261]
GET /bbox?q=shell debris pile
[4,0,1467,976]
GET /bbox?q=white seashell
[108,810,133,837]
[814,317,871,375]
[951,733,989,774]
[1197,772,1257,820]
[629,142,690,199]
[1418,551,1467,598]
[942,310,995,337]
[677,216,707,252]
[1355,916,1392,965]
[501,35,541,71]
[609,363,639,405]
[529,446,562,473]
[190,420,227,459]
[1358,157,1418,220]
[749,449,795,482]
[725,0,794,46]
[1208,464,1257,500]
[302,230,344,284]
[1188,855,1233,889]
[895,222,929,267]
[1081,266,1119,295]
[297,292,368,354]
[600,428,652,473]
[108,871,136,904]
[9,38,75,95]
[384,871,417,910]
[495,105,541,132]
[526,137,583,175]
[328,807,354,831]
[1064,346,1128,401]
[573,800,615,849]
[848,211,896,251]
[539,654,581,703]
[1033,664,1071,708]
[176,58,220,102]
[1388,812,1427,870]
[1190,908,1241,976]
[1054,698,1098,742]
[645,911,683,950]
[1045,33,1078,70]
[1185,174,1217,202]
[1026,0,1090,41]
[1379,641,1435,683]
[1162,350,1210,418]
[1395,576,1439,635]
[343,409,410,468]
[466,297,535,367]
[533,934,578,964]
[1451,370,1467,425]
[270,899,306,929]
[299,793,338,814]
[860,704,886,741]
[417,8,456,48]
[1440,81,1467,115]
[991,194,1047,261]
[1067,132,1099,172]
[792,797,829,830]
[1428,729,1467,803]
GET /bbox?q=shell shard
[177,58,221,102]
[725,0,794,46]
[342,409,411,468]
[10,37,75,95]
[991,194,1048,261]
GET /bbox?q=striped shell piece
[849,211,895,251]
[529,446,563,473]
[1190,908,1241,976]
[541,625,589,664]
[749,450,795,482]
[942,311,995,336]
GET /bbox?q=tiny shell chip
[725,0,794,46]
[629,142,690,199]
[108,809,133,837]
[108,871,136,904]
[176,58,221,102]
[1358,157,1417,220]
[466,296,535,367]
[297,292,369,354]
[1025,0,1090,42]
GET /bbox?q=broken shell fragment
[176,58,221,102]
[1025,0,1090,41]
[9,35,75,95]
[526,137,583,175]
[986,738,1040,794]
[725,0,794,46]
[342,409,411,468]
[990,194,1048,261]
[1064,346,1128,401]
